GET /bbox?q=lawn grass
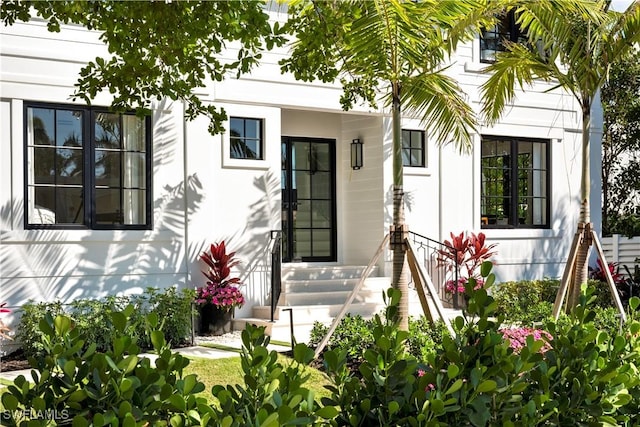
[183,354,333,405]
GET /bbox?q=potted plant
[195,241,245,335]
[437,231,497,308]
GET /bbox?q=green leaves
[282,0,492,150]
[2,308,207,425]
[1,1,286,135]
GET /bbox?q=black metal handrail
[269,230,282,322]
[407,231,461,308]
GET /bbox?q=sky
[610,0,634,11]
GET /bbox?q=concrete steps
[232,264,461,343]
[233,265,391,343]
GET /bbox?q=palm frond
[402,72,475,153]
[480,44,558,125]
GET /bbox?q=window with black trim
[25,103,152,229]
[481,136,550,228]
[401,129,425,167]
[230,117,263,160]
[480,10,527,63]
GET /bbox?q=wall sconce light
[351,138,363,170]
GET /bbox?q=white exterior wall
[0,20,190,327]
[1,13,592,324]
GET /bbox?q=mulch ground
[1,349,30,372]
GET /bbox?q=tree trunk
[567,103,592,310]
[391,84,409,331]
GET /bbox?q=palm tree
[282,0,495,328]
[480,0,640,310]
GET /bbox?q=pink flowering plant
[195,241,245,311]
[500,327,552,354]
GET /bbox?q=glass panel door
[281,137,336,262]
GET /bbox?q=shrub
[308,313,375,364]
[201,323,333,425]
[147,286,195,347]
[321,289,422,425]
[15,300,65,358]
[407,316,451,362]
[16,287,195,358]
[529,292,640,426]
[417,262,548,426]
[70,295,139,352]
[1,307,206,426]
[491,278,558,325]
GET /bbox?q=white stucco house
[0,8,603,339]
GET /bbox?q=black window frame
[480,135,551,229]
[480,10,528,64]
[229,117,264,160]
[23,102,153,230]
[401,129,426,168]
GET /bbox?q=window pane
[56,110,83,148]
[311,172,331,199]
[312,229,331,256]
[122,189,145,224]
[94,113,121,149]
[410,132,422,149]
[245,119,260,139]
[244,139,260,159]
[411,149,423,166]
[230,118,244,138]
[57,147,83,185]
[402,149,410,166]
[295,199,311,228]
[57,187,84,224]
[311,200,332,228]
[294,142,310,170]
[123,115,145,152]
[32,147,55,184]
[123,153,146,188]
[401,130,410,149]
[95,189,122,224]
[95,150,122,188]
[29,108,55,146]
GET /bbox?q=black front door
[281,137,337,262]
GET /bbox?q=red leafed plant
[437,231,498,294]
[0,302,11,340]
[589,259,626,286]
[195,241,245,310]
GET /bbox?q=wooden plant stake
[553,222,626,322]
[313,232,454,359]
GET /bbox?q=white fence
[601,234,640,272]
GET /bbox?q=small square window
[230,117,263,160]
[401,129,425,167]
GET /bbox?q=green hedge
[491,277,618,326]
[16,287,195,358]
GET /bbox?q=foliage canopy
[1,0,286,134]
